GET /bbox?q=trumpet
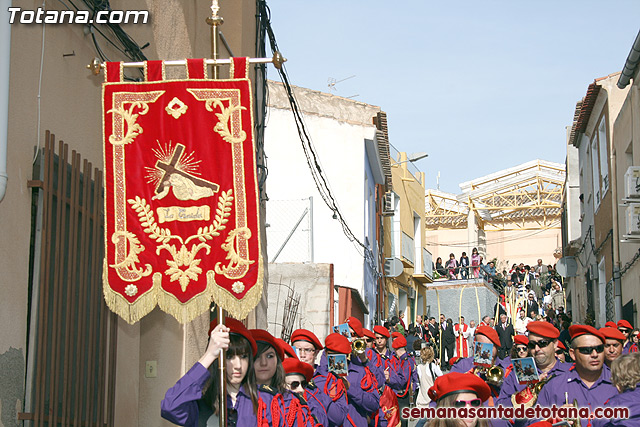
[473,365,505,386]
[352,338,367,355]
[510,374,555,409]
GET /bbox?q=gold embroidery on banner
[125,284,138,297]
[157,205,210,223]
[108,102,151,146]
[165,97,188,119]
[128,190,233,291]
[109,91,164,283]
[205,99,247,144]
[187,89,252,281]
[231,281,245,294]
[109,230,153,280]
[215,227,255,276]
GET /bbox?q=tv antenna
[328,75,356,91]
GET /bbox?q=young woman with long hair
[161,317,278,427]
[427,372,492,427]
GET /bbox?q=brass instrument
[510,374,555,409]
[352,338,367,355]
[472,365,505,386]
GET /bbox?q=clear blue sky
[266,1,640,194]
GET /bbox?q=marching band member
[426,372,492,427]
[363,328,377,350]
[599,327,625,368]
[291,329,324,369]
[530,325,617,427]
[347,317,386,388]
[276,337,298,359]
[617,320,634,354]
[555,340,568,363]
[251,329,315,427]
[497,322,569,426]
[592,351,640,426]
[311,333,349,427]
[161,318,279,427]
[283,357,328,426]
[391,334,413,427]
[508,334,529,361]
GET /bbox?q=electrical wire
[33,0,46,165]
[257,0,380,278]
[425,221,561,247]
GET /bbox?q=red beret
[374,326,390,338]
[282,358,314,382]
[291,329,324,350]
[557,341,566,351]
[569,324,605,344]
[392,335,407,349]
[475,326,500,347]
[362,328,375,339]
[209,317,257,357]
[275,338,298,359]
[347,317,364,337]
[391,331,403,339]
[514,335,529,346]
[250,329,284,361]
[325,333,351,354]
[600,327,626,342]
[528,422,553,427]
[617,320,633,330]
[605,321,617,328]
[427,372,491,403]
[527,321,560,339]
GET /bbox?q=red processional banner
[102,58,263,324]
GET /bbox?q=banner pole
[218,306,226,427]
[206,0,224,79]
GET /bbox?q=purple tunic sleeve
[161,362,210,427]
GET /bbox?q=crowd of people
[160,305,640,427]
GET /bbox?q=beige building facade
[383,151,432,324]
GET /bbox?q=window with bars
[21,131,117,426]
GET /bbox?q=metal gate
[20,131,117,426]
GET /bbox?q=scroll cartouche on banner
[102,57,263,324]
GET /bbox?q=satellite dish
[556,256,578,278]
[384,257,403,278]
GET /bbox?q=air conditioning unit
[625,203,640,235]
[624,167,640,199]
[384,257,403,277]
[382,192,395,216]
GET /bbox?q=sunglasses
[555,350,564,355]
[287,380,308,390]
[454,398,482,408]
[527,339,552,349]
[575,345,605,355]
[619,329,631,334]
[516,346,528,352]
[366,339,374,343]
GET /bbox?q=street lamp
[395,152,428,165]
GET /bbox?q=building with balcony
[382,149,433,325]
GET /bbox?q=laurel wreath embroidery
[127,190,234,291]
[108,102,151,146]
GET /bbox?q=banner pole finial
[206,0,224,79]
